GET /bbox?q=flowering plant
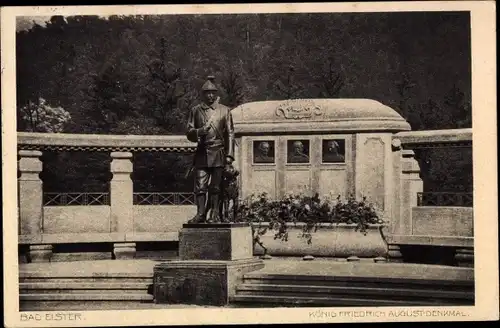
[20,97,71,133]
[234,192,387,255]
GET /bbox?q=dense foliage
[16,12,472,192]
[236,192,386,252]
[20,98,72,133]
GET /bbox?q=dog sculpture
[220,163,240,222]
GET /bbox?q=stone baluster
[388,149,423,263]
[109,151,136,259]
[386,139,403,262]
[455,248,474,267]
[18,150,52,262]
[401,149,424,232]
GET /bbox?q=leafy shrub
[234,192,386,254]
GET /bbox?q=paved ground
[18,258,473,311]
[257,258,474,281]
[20,257,473,281]
[20,302,232,311]
[20,259,158,276]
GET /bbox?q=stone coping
[154,258,263,270]
[394,128,472,145]
[19,232,179,244]
[17,132,196,152]
[232,99,406,121]
[231,99,411,133]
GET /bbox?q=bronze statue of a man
[186,76,235,223]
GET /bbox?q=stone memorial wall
[232,99,411,211]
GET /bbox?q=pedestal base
[154,222,263,306]
[179,223,253,261]
[153,258,264,306]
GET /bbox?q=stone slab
[248,260,474,284]
[153,258,264,306]
[51,252,113,262]
[179,224,253,261]
[183,223,249,228]
[412,206,473,237]
[18,232,179,245]
[388,234,474,248]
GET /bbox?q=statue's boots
[206,192,221,223]
[187,194,207,224]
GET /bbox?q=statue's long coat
[186,101,235,168]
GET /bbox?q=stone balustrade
[389,128,473,266]
[17,132,197,152]
[17,126,473,265]
[17,133,197,263]
[394,128,472,148]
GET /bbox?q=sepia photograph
[1,2,498,327]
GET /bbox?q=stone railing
[43,192,111,206]
[17,132,197,262]
[389,128,473,267]
[17,128,473,266]
[417,192,473,207]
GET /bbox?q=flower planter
[252,222,388,258]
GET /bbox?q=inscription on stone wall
[275,100,323,119]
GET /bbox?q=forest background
[16,12,472,194]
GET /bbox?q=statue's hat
[202,75,218,91]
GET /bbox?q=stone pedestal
[179,223,253,261]
[154,223,264,306]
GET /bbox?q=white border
[2,2,498,326]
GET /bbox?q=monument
[153,76,264,306]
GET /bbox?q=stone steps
[21,277,154,283]
[231,272,474,307]
[241,277,470,290]
[236,283,474,301]
[242,272,474,287]
[20,282,151,294]
[19,301,225,311]
[19,271,154,310]
[20,293,153,301]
